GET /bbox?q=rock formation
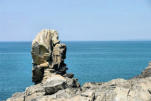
[138,62,151,78]
[31,29,68,84]
[7,29,151,101]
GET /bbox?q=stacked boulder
[31,29,68,84]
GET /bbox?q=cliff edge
[7,30,151,101]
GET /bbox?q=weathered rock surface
[31,29,67,84]
[138,62,151,78]
[7,30,151,101]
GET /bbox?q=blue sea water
[0,41,151,100]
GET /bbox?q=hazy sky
[0,0,151,41]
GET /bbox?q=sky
[0,0,151,41]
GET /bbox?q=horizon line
[1,40,151,42]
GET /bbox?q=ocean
[0,41,151,100]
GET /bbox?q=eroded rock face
[7,29,151,101]
[138,62,151,78]
[31,29,67,84]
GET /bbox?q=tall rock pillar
[31,29,67,84]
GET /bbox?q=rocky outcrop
[82,77,151,101]
[7,29,151,101]
[31,29,68,84]
[7,74,151,101]
[138,62,151,78]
